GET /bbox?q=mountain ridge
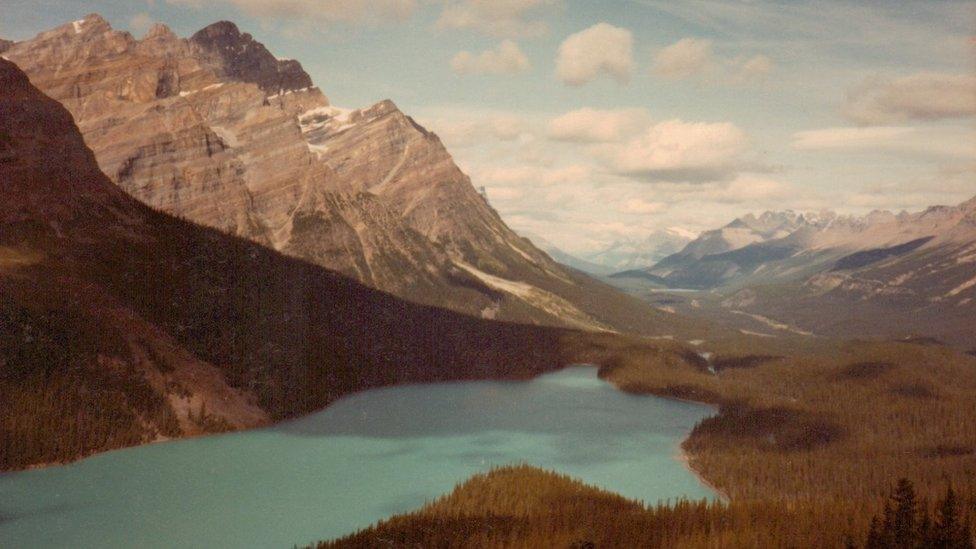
[2,14,680,334]
[616,197,976,346]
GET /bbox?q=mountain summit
[189,21,313,94]
[2,15,673,333]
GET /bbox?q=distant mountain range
[526,229,695,276]
[1,14,671,334]
[585,229,696,272]
[521,233,616,275]
[615,199,976,346]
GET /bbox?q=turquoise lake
[0,366,715,548]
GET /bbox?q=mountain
[1,14,672,333]
[2,58,700,470]
[643,211,824,288]
[629,200,976,346]
[522,232,615,275]
[724,198,976,346]
[589,228,695,272]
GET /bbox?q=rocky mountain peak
[144,22,178,41]
[70,13,112,36]
[0,39,13,54]
[190,21,312,94]
[194,20,240,38]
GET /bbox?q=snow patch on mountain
[456,262,608,331]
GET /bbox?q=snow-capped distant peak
[666,226,698,240]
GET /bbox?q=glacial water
[0,366,715,548]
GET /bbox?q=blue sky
[2,0,974,253]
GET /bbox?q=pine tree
[917,504,932,548]
[866,516,885,549]
[892,478,919,546]
[932,485,974,549]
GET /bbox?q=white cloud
[547,108,651,143]
[437,0,559,37]
[793,126,976,160]
[600,119,751,182]
[166,0,417,24]
[736,54,773,80]
[451,40,530,76]
[128,13,154,35]
[652,37,712,79]
[709,175,795,204]
[843,167,976,212]
[483,186,525,201]
[619,198,666,214]
[414,108,531,148]
[556,23,633,86]
[487,114,525,140]
[651,37,773,83]
[473,164,593,187]
[843,72,976,125]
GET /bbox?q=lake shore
[675,442,729,503]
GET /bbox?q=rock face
[3,14,676,332]
[0,39,13,53]
[190,21,312,94]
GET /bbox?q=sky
[2,0,975,255]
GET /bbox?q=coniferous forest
[322,467,975,548]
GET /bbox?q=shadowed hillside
[0,58,703,470]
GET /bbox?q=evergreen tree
[932,485,974,549]
[916,504,932,548]
[866,516,885,549]
[892,479,919,546]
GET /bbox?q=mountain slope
[1,58,705,470]
[632,200,976,346]
[644,211,821,288]
[736,199,976,346]
[2,15,676,334]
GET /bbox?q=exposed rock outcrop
[3,14,682,333]
[190,21,313,95]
